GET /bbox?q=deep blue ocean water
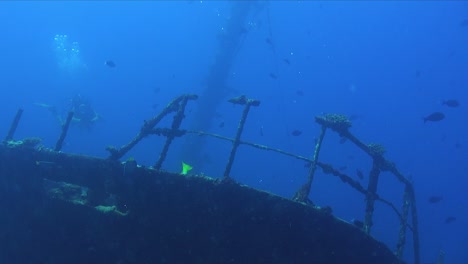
[1,1,467,263]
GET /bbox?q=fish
[442,99,459,108]
[423,112,445,123]
[296,90,304,96]
[283,58,290,65]
[291,130,302,136]
[445,216,456,224]
[356,169,364,180]
[105,60,116,68]
[218,121,225,128]
[269,73,278,80]
[428,196,443,204]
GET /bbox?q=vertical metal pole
[107,94,197,160]
[223,103,252,179]
[55,111,74,151]
[154,98,189,170]
[408,184,421,264]
[4,108,23,142]
[395,185,410,259]
[363,160,380,235]
[292,125,327,203]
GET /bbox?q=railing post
[154,97,190,170]
[223,95,260,179]
[106,94,197,161]
[395,184,410,259]
[4,108,23,142]
[408,184,421,264]
[55,111,74,151]
[363,160,381,235]
[292,125,326,203]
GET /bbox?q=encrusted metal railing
[3,94,420,264]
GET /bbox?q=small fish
[105,60,116,68]
[428,196,443,204]
[445,216,456,224]
[296,90,304,96]
[269,73,278,80]
[356,169,364,180]
[291,130,302,136]
[442,99,459,108]
[218,121,225,128]
[423,112,445,123]
[283,58,290,65]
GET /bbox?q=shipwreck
[0,94,420,264]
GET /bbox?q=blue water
[1,1,467,263]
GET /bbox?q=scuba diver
[36,94,101,130]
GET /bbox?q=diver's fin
[35,102,58,115]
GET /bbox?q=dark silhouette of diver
[36,94,101,130]
[68,94,101,129]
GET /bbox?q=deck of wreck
[0,143,404,264]
[0,94,419,264]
